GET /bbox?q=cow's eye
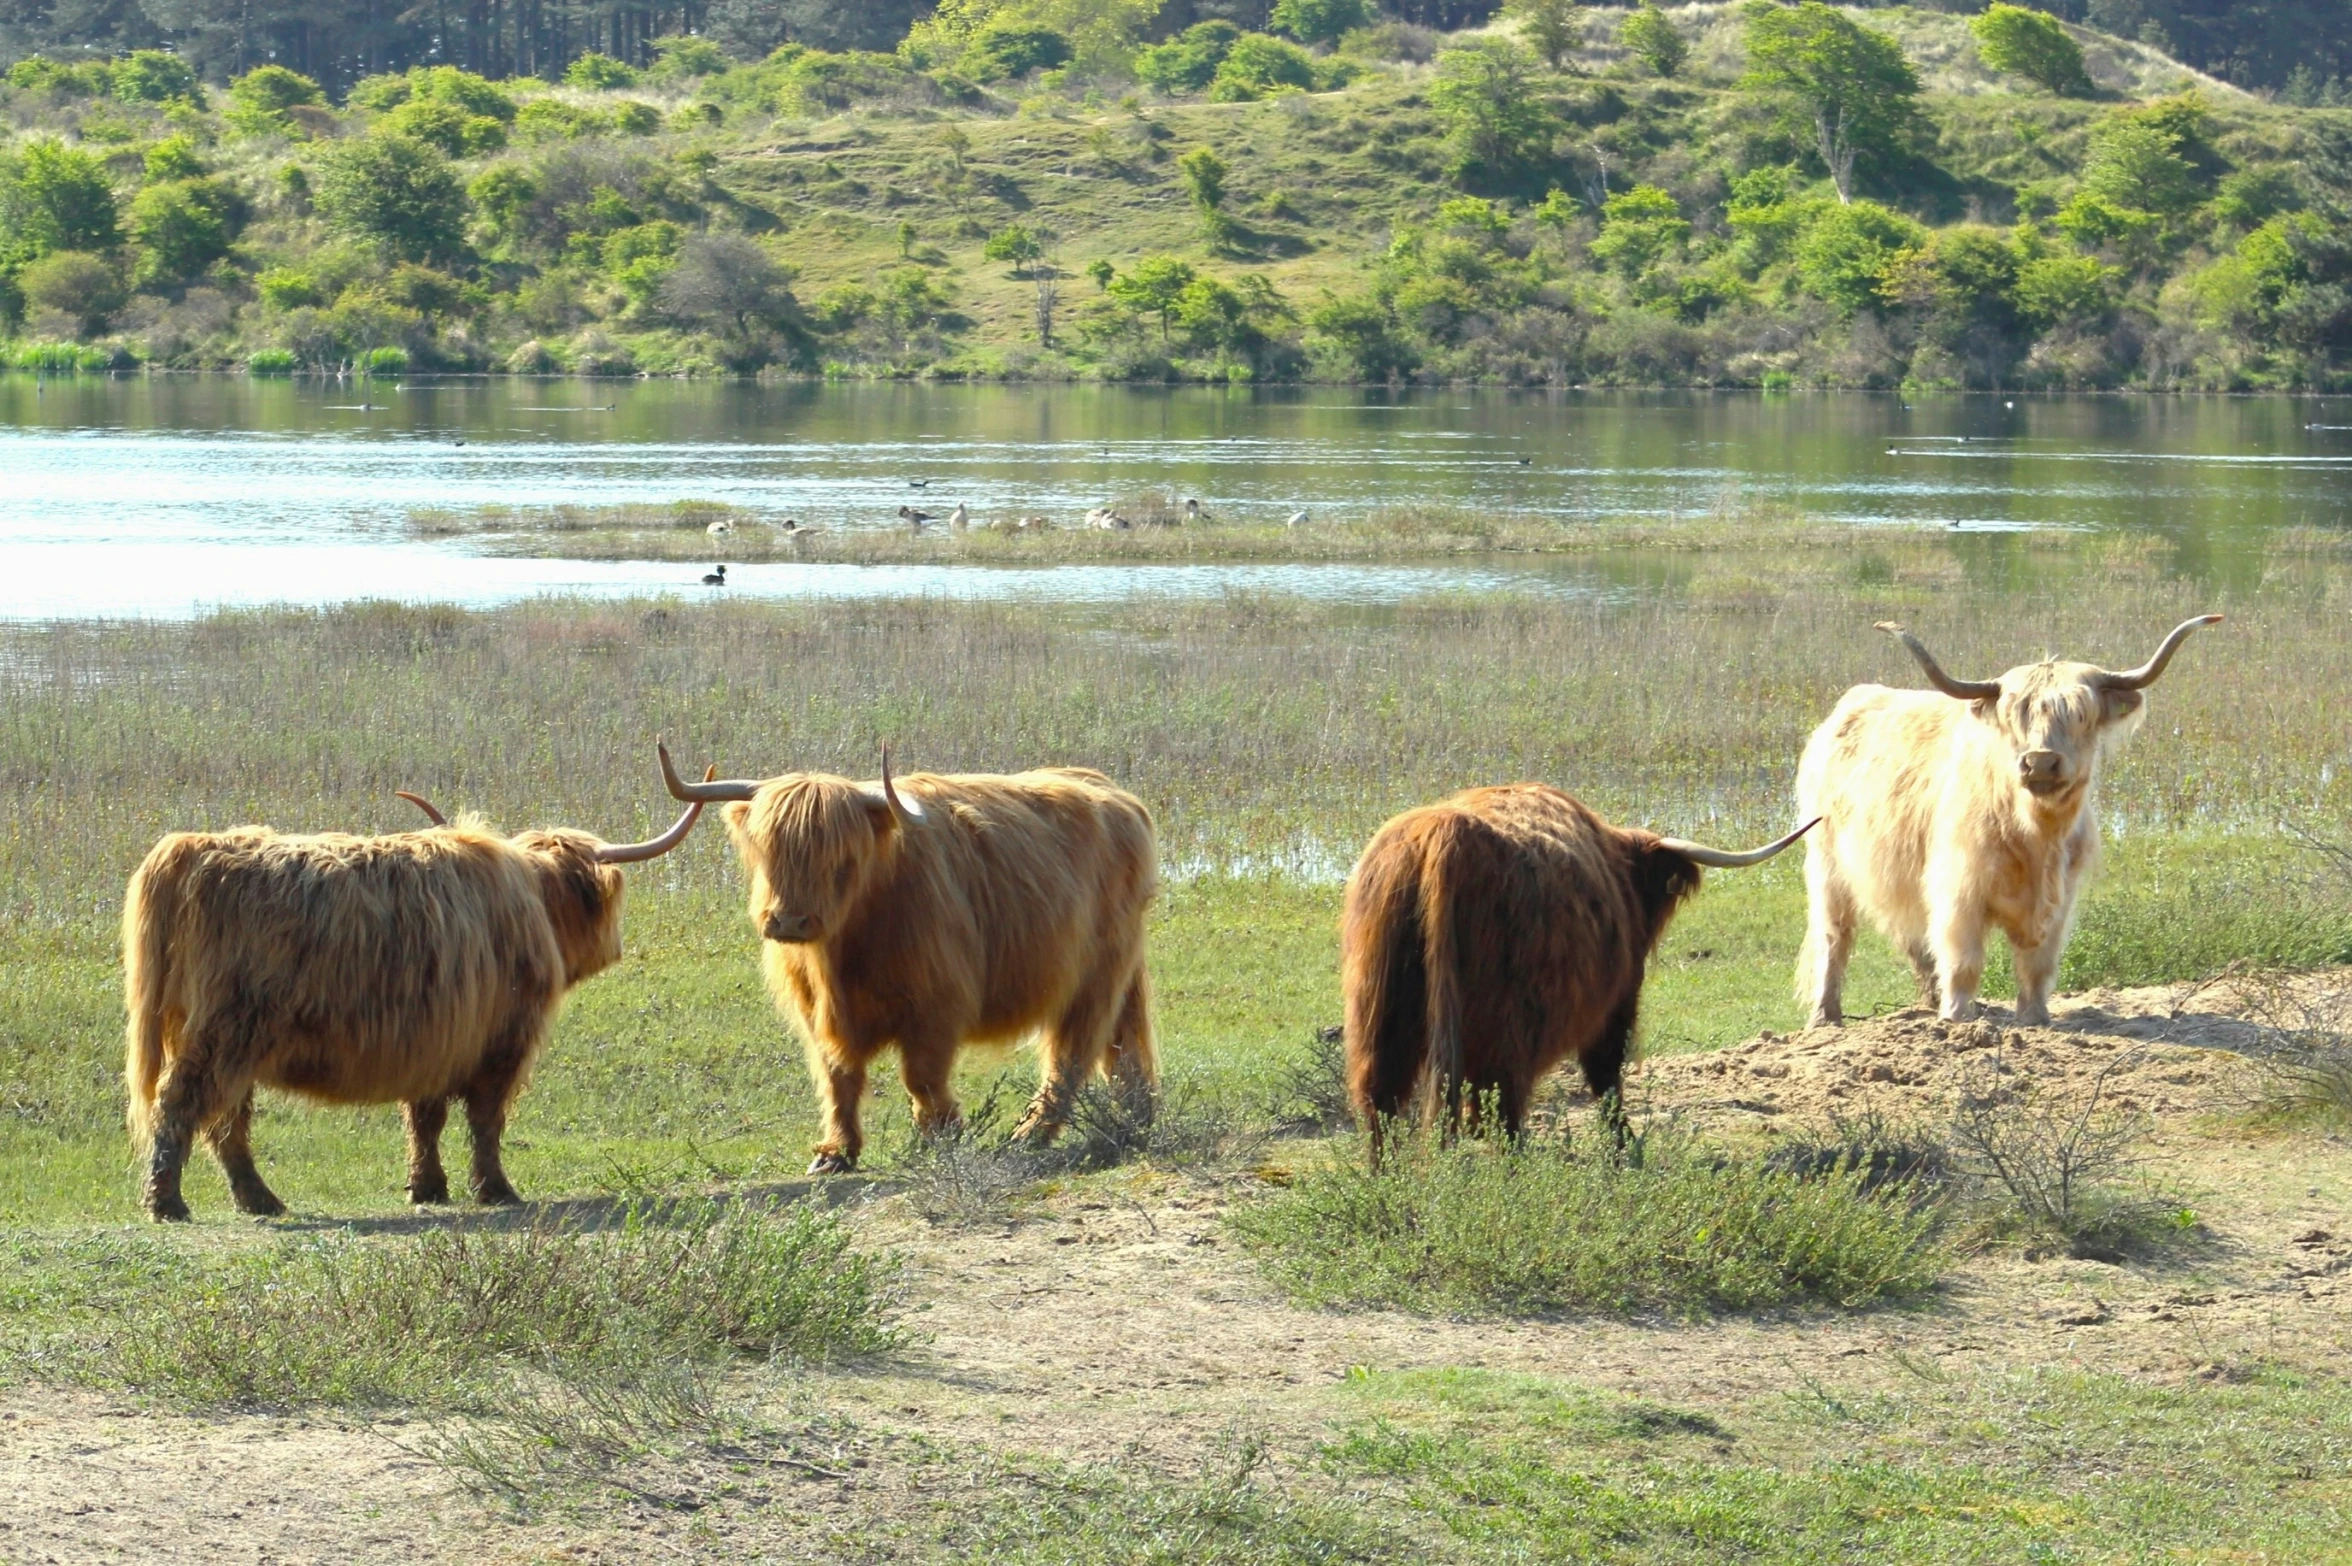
[834,863,853,893]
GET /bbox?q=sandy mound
[1635,975,2323,1126]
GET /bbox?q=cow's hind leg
[1800,853,1859,1029]
[1019,981,1122,1145]
[1101,968,1156,1107]
[404,1098,452,1204]
[1580,996,1640,1150]
[142,1024,246,1222]
[207,1088,285,1218]
[460,1055,527,1206]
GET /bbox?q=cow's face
[517,830,628,983]
[1975,661,2145,804]
[1879,618,2217,811]
[725,778,898,946]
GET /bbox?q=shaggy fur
[720,766,1157,1173]
[122,823,625,1221]
[1796,639,2195,1028]
[1341,785,1715,1154]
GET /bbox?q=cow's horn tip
[1873,620,1906,634]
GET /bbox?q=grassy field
[3,526,2350,1559]
[4,527,2349,1224]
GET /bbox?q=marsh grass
[89,1199,903,1411]
[1227,1130,1949,1318]
[420,499,2012,565]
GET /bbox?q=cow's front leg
[404,1098,451,1204]
[1930,902,1987,1023]
[808,1045,868,1174]
[898,1033,963,1141]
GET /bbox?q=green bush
[1970,3,2094,97]
[964,23,1073,81]
[18,249,125,334]
[361,345,410,374]
[1229,1133,1947,1317]
[514,98,607,141]
[128,177,244,286]
[112,50,200,105]
[1272,0,1369,48]
[609,100,662,135]
[1211,33,1318,101]
[226,65,324,136]
[1137,21,1241,93]
[1620,0,1687,78]
[246,347,297,374]
[565,52,638,89]
[4,138,122,254]
[1795,199,1926,315]
[647,34,729,82]
[13,340,87,372]
[314,133,469,261]
[380,97,509,156]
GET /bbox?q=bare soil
[7,976,2349,1563]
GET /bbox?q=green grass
[1,1198,903,1410]
[1227,1133,1949,1318]
[1306,1363,2352,1563]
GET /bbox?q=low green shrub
[1229,1133,1948,1316]
[246,347,297,375]
[361,345,409,375]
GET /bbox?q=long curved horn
[658,739,761,803]
[1655,816,1821,870]
[594,765,716,864]
[1876,622,2000,701]
[395,791,448,827]
[2092,614,2222,691]
[871,743,925,824]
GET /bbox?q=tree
[2081,115,2202,215]
[2,139,121,255]
[112,50,198,104]
[1507,0,1583,72]
[1619,1,1687,78]
[1211,33,1318,99]
[315,135,468,263]
[565,52,637,89]
[1136,21,1240,93]
[1428,38,1554,184]
[1304,291,1417,380]
[983,222,1045,277]
[1794,198,1925,314]
[1108,256,1198,339]
[20,250,125,335]
[225,66,322,136]
[129,178,243,286]
[1740,1,1923,204]
[657,234,806,350]
[1272,0,1370,47]
[965,24,1073,80]
[1177,145,1232,246]
[1586,184,1688,278]
[1970,4,2094,97]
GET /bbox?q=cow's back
[137,827,563,1103]
[819,768,1157,1042]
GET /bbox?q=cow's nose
[764,911,815,943]
[2019,750,2065,783]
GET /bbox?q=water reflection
[0,381,2343,619]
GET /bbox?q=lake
[1,378,2346,619]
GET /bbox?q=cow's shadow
[269,1173,900,1235]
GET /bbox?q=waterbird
[1286,509,1309,528]
[1517,456,1532,465]
[950,502,969,529]
[1084,506,1131,530]
[1184,497,1203,523]
[702,564,728,586]
[781,518,805,534]
[910,477,930,488]
[900,505,935,527]
[706,518,734,537]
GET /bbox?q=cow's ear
[2101,687,2144,724]
[864,796,900,835]
[723,800,752,829]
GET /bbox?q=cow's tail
[1416,825,1467,1132]
[121,837,186,1145]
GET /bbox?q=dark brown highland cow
[122,753,708,1221]
[662,744,1157,1173]
[1343,784,1815,1153]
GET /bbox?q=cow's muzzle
[764,911,819,943]
[2018,751,2071,796]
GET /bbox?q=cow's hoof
[408,1179,451,1206]
[233,1188,288,1218]
[472,1181,522,1207]
[147,1196,191,1224]
[807,1151,857,1175]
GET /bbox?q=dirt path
[8,978,2350,1563]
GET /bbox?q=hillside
[2,3,2348,388]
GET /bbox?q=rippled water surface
[2,379,2345,618]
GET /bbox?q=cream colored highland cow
[1795,615,2220,1029]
